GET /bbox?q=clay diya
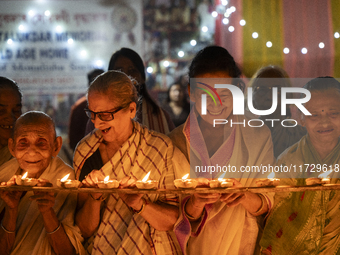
[256,172,280,187]
[174,174,198,189]
[15,172,39,186]
[306,170,332,185]
[97,176,120,189]
[209,178,233,188]
[136,171,158,189]
[57,173,81,188]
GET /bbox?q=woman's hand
[191,192,221,209]
[220,179,268,215]
[30,180,55,214]
[0,176,23,210]
[30,192,55,213]
[220,179,246,207]
[82,170,105,200]
[119,176,144,211]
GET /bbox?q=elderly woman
[260,77,340,254]
[74,71,186,254]
[0,77,22,166]
[249,66,307,158]
[0,111,84,255]
[169,46,275,255]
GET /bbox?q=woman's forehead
[15,123,54,139]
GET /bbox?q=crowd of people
[0,45,340,255]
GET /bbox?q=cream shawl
[169,111,275,255]
[0,156,85,255]
[73,121,187,255]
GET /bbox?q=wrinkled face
[0,88,22,148]
[87,91,136,143]
[301,89,340,148]
[169,84,184,102]
[112,56,144,85]
[191,72,233,125]
[9,122,59,177]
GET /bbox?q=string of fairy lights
[159,0,340,72]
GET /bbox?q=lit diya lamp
[208,173,233,188]
[256,172,280,187]
[15,172,39,186]
[174,174,198,189]
[306,170,332,185]
[57,173,81,188]
[136,171,158,189]
[97,175,120,189]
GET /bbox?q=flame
[142,171,151,182]
[318,170,332,178]
[218,172,226,181]
[182,173,189,180]
[267,172,275,179]
[61,173,70,182]
[104,176,110,182]
[21,172,28,180]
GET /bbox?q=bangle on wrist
[255,194,266,214]
[46,222,61,235]
[90,193,105,202]
[134,198,148,214]
[1,220,15,234]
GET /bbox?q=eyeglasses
[84,102,131,121]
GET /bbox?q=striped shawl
[74,121,186,255]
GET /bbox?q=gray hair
[87,70,139,107]
[13,111,56,139]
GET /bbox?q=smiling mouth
[317,128,334,134]
[0,125,13,129]
[208,109,223,116]
[26,160,41,164]
[101,127,111,134]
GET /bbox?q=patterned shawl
[73,121,187,255]
[260,135,340,255]
[0,157,85,255]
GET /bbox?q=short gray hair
[87,70,139,107]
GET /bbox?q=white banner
[0,0,143,94]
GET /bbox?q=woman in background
[162,82,191,127]
[108,47,175,133]
[0,77,22,166]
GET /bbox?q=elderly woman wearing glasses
[73,70,186,255]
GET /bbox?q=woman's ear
[52,136,63,157]
[129,102,137,118]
